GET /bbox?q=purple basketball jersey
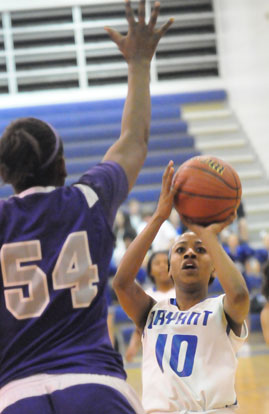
[0,161,128,388]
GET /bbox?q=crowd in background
[107,198,269,352]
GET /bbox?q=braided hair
[0,117,64,192]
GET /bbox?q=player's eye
[176,247,185,254]
[196,247,206,254]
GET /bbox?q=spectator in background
[236,200,249,243]
[223,230,254,273]
[113,214,137,266]
[169,209,188,235]
[243,257,265,322]
[220,200,249,247]
[125,250,175,362]
[137,205,178,252]
[255,231,269,264]
[128,198,143,232]
[260,261,269,344]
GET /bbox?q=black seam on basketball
[229,166,240,203]
[184,165,240,191]
[179,190,238,200]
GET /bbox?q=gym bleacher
[0,89,227,202]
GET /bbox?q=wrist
[151,211,167,225]
[128,60,151,71]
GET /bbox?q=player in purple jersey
[0,1,173,413]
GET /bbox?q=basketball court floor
[125,331,269,414]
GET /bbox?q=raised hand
[154,160,178,221]
[104,0,174,63]
[181,212,237,238]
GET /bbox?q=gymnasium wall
[0,0,268,181]
[214,0,269,177]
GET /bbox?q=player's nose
[184,247,196,258]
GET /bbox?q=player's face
[151,253,170,283]
[169,232,214,288]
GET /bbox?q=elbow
[112,275,128,294]
[112,276,120,293]
[233,287,250,311]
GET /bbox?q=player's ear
[208,269,216,285]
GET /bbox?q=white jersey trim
[13,184,99,209]
[0,373,145,414]
[14,186,57,198]
[74,183,98,208]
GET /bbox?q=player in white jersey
[113,161,250,414]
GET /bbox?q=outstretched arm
[183,217,250,335]
[113,161,177,329]
[103,0,174,190]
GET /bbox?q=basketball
[173,155,242,225]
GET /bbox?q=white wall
[214,0,269,177]
[0,0,120,12]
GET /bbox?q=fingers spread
[138,0,146,25]
[125,0,136,27]
[157,18,174,39]
[148,1,160,31]
[104,27,123,46]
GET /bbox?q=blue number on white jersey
[156,334,198,377]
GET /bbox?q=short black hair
[147,250,169,283]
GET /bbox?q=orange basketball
[173,155,242,225]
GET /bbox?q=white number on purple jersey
[1,231,99,319]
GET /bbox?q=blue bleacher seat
[114,304,132,324]
[0,90,226,203]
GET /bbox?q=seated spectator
[137,206,177,252]
[223,231,255,273]
[111,228,146,286]
[237,200,249,243]
[244,257,263,294]
[128,198,143,232]
[169,209,188,235]
[112,209,137,266]
[220,201,248,246]
[244,257,265,314]
[125,250,175,362]
[255,231,269,264]
[260,261,269,344]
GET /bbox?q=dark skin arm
[113,161,178,329]
[103,0,174,191]
[182,217,250,336]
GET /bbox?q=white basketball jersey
[141,294,247,414]
[145,286,175,302]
